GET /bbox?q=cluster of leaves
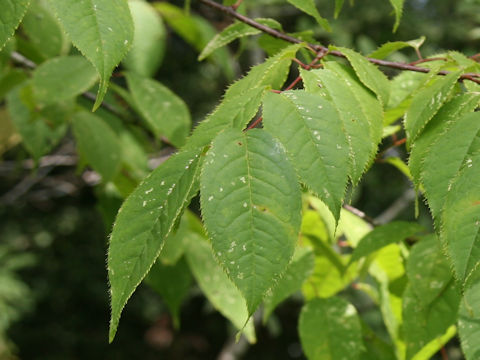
[1,0,480,359]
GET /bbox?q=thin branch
[343,204,376,227]
[199,0,480,84]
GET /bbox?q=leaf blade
[200,129,302,314]
[48,0,134,109]
[0,0,30,50]
[108,148,203,342]
[263,90,350,221]
[299,297,363,360]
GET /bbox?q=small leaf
[286,0,331,31]
[184,232,256,343]
[458,266,480,360]
[146,257,192,328]
[108,148,203,342]
[409,93,480,188]
[313,68,379,183]
[406,235,452,308]
[32,56,98,106]
[334,0,345,18]
[440,143,480,283]
[389,0,405,32]
[403,284,460,359]
[123,0,166,77]
[6,84,69,160]
[48,0,134,110]
[185,86,266,150]
[404,70,462,147]
[263,91,350,221]
[368,37,425,60]
[185,44,301,150]
[422,112,480,220]
[0,0,30,50]
[72,111,122,182]
[22,0,70,58]
[200,129,302,314]
[333,47,391,105]
[126,72,191,148]
[299,297,363,360]
[351,221,423,263]
[198,18,282,61]
[263,247,315,322]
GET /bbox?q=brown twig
[199,0,480,84]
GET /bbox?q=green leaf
[125,72,191,148]
[200,129,301,314]
[350,221,423,263]
[404,71,462,147]
[123,0,165,77]
[403,284,460,360]
[333,47,391,105]
[263,247,315,322]
[146,257,192,328]
[368,37,425,60]
[409,93,480,188]
[0,0,30,50]
[334,0,345,18]
[299,297,363,360]
[185,86,266,150]
[184,233,256,343]
[286,0,331,31]
[324,61,383,160]
[6,84,69,160]
[22,0,70,59]
[388,0,404,32]
[32,56,98,107]
[0,68,28,99]
[48,0,134,110]
[226,43,303,96]
[72,111,122,182]
[422,112,480,220]
[185,44,301,150]
[406,235,452,308]
[440,142,480,283]
[108,148,203,342]
[312,68,379,183]
[198,18,282,61]
[458,266,480,360]
[263,91,350,221]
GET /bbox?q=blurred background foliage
[0,0,478,358]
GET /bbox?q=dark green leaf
[404,71,461,147]
[48,0,134,110]
[108,148,203,342]
[458,267,480,360]
[263,90,350,221]
[0,0,30,50]
[200,129,301,314]
[146,257,192,328]
[286,0,331,31]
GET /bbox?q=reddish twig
[199,0,480,84]
[409,57,447,66]
[231,0,244,10]
[246,116,263,130]
[440,347,448,360]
